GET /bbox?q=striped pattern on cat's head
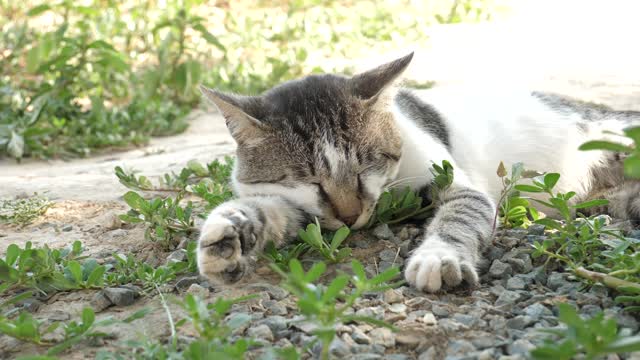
[201,53,414,229]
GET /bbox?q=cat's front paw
[404,236,479,293]
[197,208,256,284]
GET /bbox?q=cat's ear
[200,86,266,144]
[349,52,414,100]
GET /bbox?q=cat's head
[202,53,413,230]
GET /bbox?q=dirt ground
[1,2,640,357]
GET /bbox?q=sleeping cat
[197,53,639,292]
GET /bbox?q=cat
[197,52,640,292]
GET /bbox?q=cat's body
[197,53,640,292]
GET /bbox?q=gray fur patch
[395,89,450,149]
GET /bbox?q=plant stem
[574,267,640,292]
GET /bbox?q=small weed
[368,160,454,227]
[514,172,640,309]
[297,220,352,264]
[0,294,148,354]
[580,126,640,178]
[117,158,234,249]
[494,161,542,229]
[119,191,195,249]
[0,194,52,226]
[262,241,310,273]
[272,259,400,360]
[531,303,640,359]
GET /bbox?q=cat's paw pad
[197,209,253,284]
[404,241,478,293]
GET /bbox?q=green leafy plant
[297,220,352,264]
[119,191,195,249]
[368,160,454,227]
[273,259,400,360]
[0,194,52,226]
[531,303,640,360]
[580,126,640,178]
[516,172,640,308]
[494,161,542,229]
[262,241,310,272]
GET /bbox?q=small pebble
[372,224,394,240]
[247,324,274,342]
[383,289,404,304]
[186,284,209,298]
[489,260,513,279]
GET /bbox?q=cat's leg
[198,196,307,284]
[405,184,496,292]
[580,181,640,223]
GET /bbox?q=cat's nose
[338,213,360,227]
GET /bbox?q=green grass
[0,0,503,160]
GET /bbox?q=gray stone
[175,276,200,291]
[62,224,73,232]
[486,246,506,262]
[422,312,438,325]
[507,339,534,355]
[399,240,411,258]
[352,327,372,344]
[103,287,138,306]
[580,304,602,317]
[263,299,288,315]
[471,336,499,349]
[506,276,526,290]
[418,347,438,360]
[186,283,209,298]
[452,313,478,327]
[246,283,289,300]
[506,315,535,330]
[489,260,513,279]
[385,355,411,360]
[495,290,523,307]
[261,315,288,333]
[90,291,112,312]
[247,324,274,342]
[353,354,383,360]
[432,305,450,317]
[369,328,395,347]
[504,228,528,239]
[397,227,410,241]
[629,229,640,239]
[524,303,553,320]
[446,339,476,356]
[438,319,465,332]
[21,298,43,313]
[373,224,394,240]
[388,303,407,314]
[383,289,404,304]
[528,224,546,235]
[379,248,398,262]
[547,272,570,290]
[329,338,351,358]
[594,214,612,226]
[166,249,187,263]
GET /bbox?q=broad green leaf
[330,226,350,251]
[86,265,105,287]
[304,262,326,283]
[27,4,51,16]
[624,156,640,179]
[321,275,348,303]
[579,140,633,152]
[66,261,83,284]
[543,173,560,189]
[572,199,609,209]
[514,184,544,193]
[122,191,146,211]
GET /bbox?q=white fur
[400,87,613,203]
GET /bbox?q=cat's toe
[404,244,478,293]
[197,215,244,283]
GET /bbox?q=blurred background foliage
[0,0,505,160]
